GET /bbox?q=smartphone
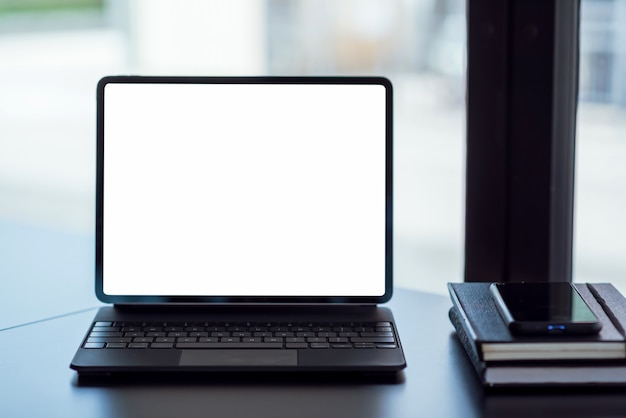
[489,282,602,335]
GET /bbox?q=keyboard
[82,321,398,350]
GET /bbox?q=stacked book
[448,282,626,387]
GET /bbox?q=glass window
[575,0,626,294]
[0,0,122,231]
[11,0,625,298]
[0,0,467,297]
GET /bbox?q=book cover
[447,282,626,362]
[449,306,626,387]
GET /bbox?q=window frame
[465,0,580,283]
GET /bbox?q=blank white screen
[102,82,387,296]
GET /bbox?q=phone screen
[490,282,601,335]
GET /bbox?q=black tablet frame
[95,76,393,305]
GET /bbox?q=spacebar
[176,343,284,349]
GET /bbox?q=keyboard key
[189,332,208,337]
[197,337,219,343]
[312,327,331,332]
[122,327,141,332]
[83,342,105,349]
[310,343,330,349]
[354,327,374,333]
[94,321,113,327]
[89,331,123,338]
[227,326,246,332]
[359,332,394,337]
[186,327,204,332]
[354,343,375,349]
[128,343,149,348]
[143,327,162,332]
[285,343,308,349]
[207,327,226,332]
[164,327,184,332]
[106,343,127,348]
[91,326,121,332]
[376,344,398,349]
[151,343,175,349]
[333,327,353,332]
[291,326,310,332]
[87,337,132,344]
[331,344,353,349]
[350,337,395,343]
[270,327,290,332]
[176,343,283,349]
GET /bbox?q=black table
[2,220,626,417]
[3,287,626,418]
[0,220,98,330]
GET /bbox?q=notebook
[70,76,406,374]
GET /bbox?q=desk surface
[2,220,626,417]
[2,288,626,418]
[0,220,99,330]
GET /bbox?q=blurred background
[0,0,625,299]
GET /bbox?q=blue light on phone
[548,325,566,331]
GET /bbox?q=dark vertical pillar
[465,0,510,283]
[464,0,580,283]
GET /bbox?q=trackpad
[180,350,298,366]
